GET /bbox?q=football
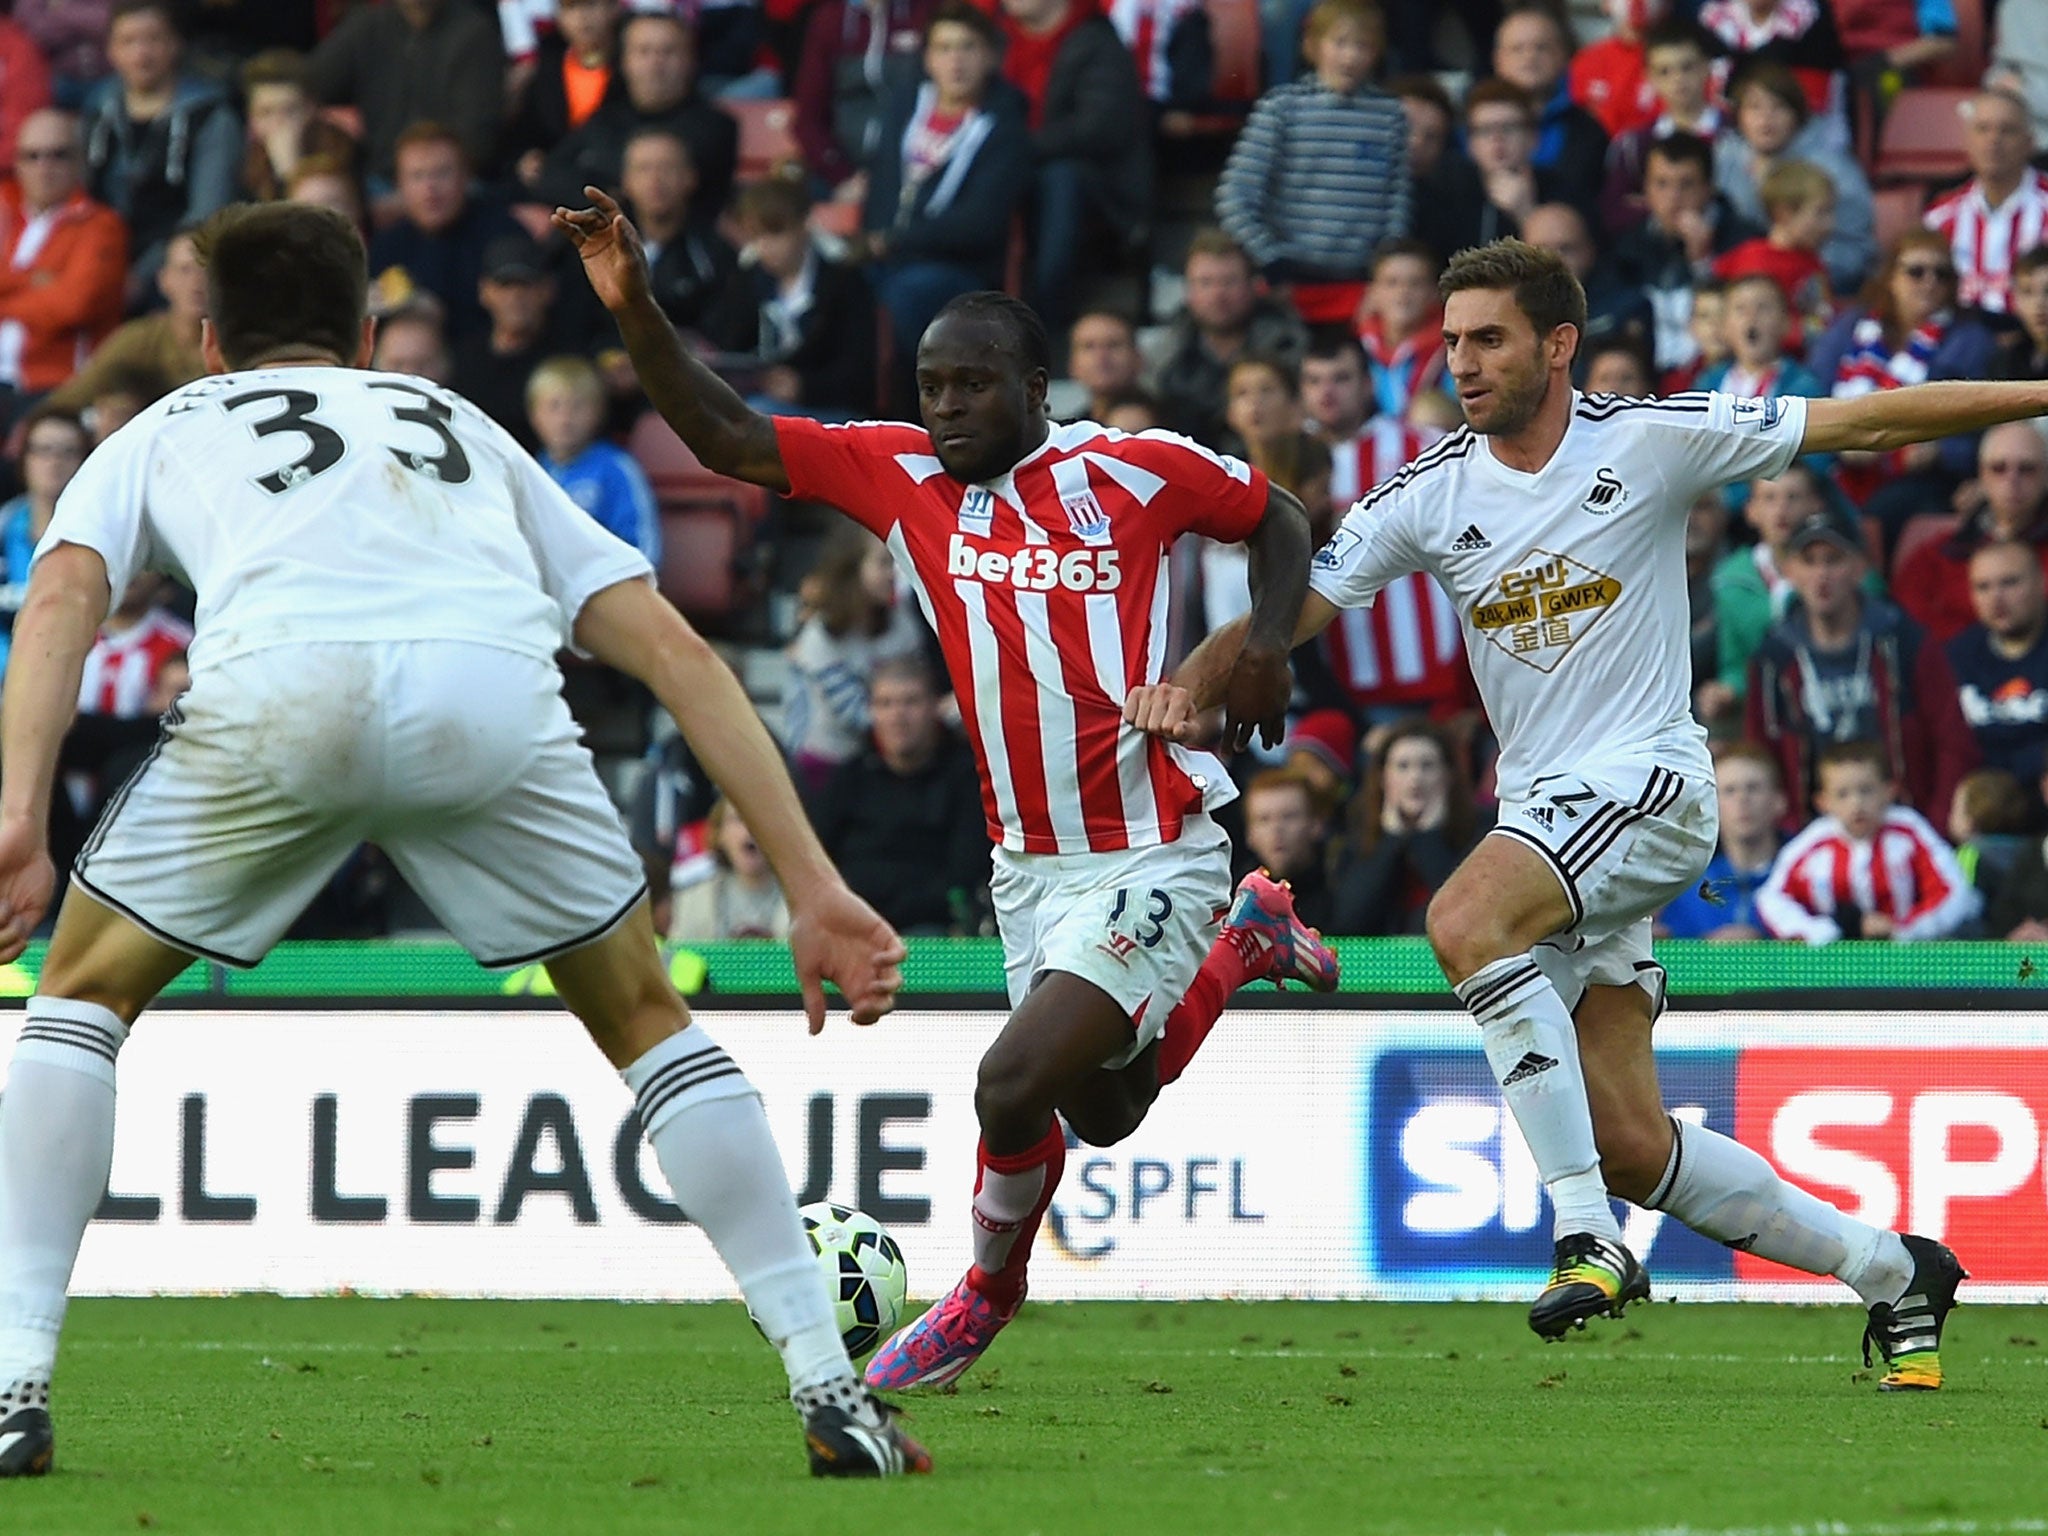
[798,1202,909,1359]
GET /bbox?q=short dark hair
[110,0,179,33]
[1440,238,1586,338]
[1387,73,1453,116]
[1580,332,1653,382]
[1372,236,1438,276]
[1816,740,1892,783]
[930,291,1051,378]
[1464,77,1538,125]
[18,402,87,446]
[1645,130,1714,181]
[241,47,311,96]
[394,120,468,170]
[926,0,1003,54]
[625,123,694,169]
[735,174,806,231]
[2016,244,2048,283]
[1727,60,1808,126]
[1185,227,1252,271]
[1303,330,1369,371]
[1098,384,1161,417]
[197,202,367,369]
[1642,17,1716,58]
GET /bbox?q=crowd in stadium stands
[1,0,2047,947]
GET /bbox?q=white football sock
[0,997,127,1398]
[1456,955,1621,1244]
[1647,1117,1912,1305]
[623,1026,855,1400]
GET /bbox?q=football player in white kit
[0,204,931,1479]
[1137,238,2048,1390]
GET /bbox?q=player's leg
[380,649,926,1475]
[540,912,927,1474]
[0,893,195,1477]
[1060,868,1339,1146]
[1427,833,1638,1334]
[1572,982,1960,1390]
[865,969,1130,1391]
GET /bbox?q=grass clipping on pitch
[16,1295,2048,1535]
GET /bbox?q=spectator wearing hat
[1747,500,1978,821]
[1283,708,1359,819]
[451,233,567,448]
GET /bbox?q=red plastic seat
[1871,183,1929,255]
[1875,88,1974,186]
[723,97,801,183]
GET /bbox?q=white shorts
[72,641,647,968]
[989,816,1233,1069]
[1489,761,1717,1015]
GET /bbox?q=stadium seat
[626,411,766,515]
[1162,0,1260,137]
[1871,184,1929,254]
[1891,511,1960,574]
[657,505,746,620]
[1207,0,1260,104]
[1875,88,1974,185]
[724,98,801,183]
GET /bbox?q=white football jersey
[1309,391,1809,802]
[37,367,653,675]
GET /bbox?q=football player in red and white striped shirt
[76,580,191,719]
[1756,741,1978,943]
[560,189,1332,1393]
[1924,88,2048,317]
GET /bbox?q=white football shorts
[989,814,1233,1069]
[1488,759,1718,1015]
[71,640,647,968]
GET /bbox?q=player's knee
[1425,892,1509,984]
[1060,1096,1143,1148]
[974,1048,1059,1140]
[1597,1115,1674,1206]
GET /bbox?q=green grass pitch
[12,1295,2048,1535]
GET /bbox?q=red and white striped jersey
[77,606,191,718]
[1318,417,1470,711]
[1756,805,1978,944]
[776,416,1268,855]
[1325,416,1439,509]
[1925,171,2048,315]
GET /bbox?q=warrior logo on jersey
[1469,548,1623,673]
[1582,468,1627,515]
[1061,487,1110,539]
[957,485,994,535]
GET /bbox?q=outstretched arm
[1125,587,1343,746]
[1801,380,2048,456]
[554,189,791,493]
[1220,483,1316,751]
[0,543,110,955]
[574,578,904,1029]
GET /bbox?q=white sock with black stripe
[1647,1117,1912,1305]
[1455,956,1622,1244]
[0,997,127,1400]
[621,1026,858,1403]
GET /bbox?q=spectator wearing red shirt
[1896,422,2048,643]
[0,109,125,424]
[1571,0,1667,140]
[1699,0,1849,131]
[0,11,52,167]
[993,0,1150,334]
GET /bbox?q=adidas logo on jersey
[1502,1051,1559,1086]
[1451,525,1491,551]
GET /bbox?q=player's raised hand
[1219,641,1291,753]
[788,881,908,1034]
[552,187,653,314]
[0,815,54,963]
